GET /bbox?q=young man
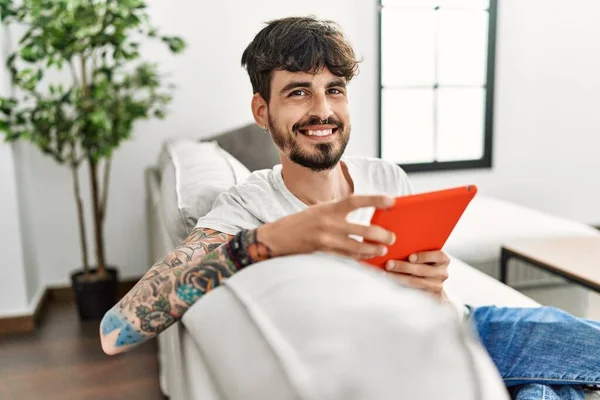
[101,17,600,399]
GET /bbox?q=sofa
[145,123,600,399]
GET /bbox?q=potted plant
[0,0,185,319]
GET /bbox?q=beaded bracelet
[226,229,273,271]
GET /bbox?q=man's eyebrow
[279,79,347,95]
[279,81,312,94]
[327,79,347,89]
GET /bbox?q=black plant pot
[70,267,119,320]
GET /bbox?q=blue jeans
[470,306,600,399]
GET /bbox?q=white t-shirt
[194,156,413,235]
[194,155,468,319]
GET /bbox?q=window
[378,0,497,173]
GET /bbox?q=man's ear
[251,93,268,130]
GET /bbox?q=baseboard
[0,277,140,335]
[0,288,50,335]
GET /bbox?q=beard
[267,115,350,172]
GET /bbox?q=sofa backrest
[205,123,280,172]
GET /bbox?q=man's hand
[257,195,397,260]
[384,250,450,300]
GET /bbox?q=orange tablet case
[366,185,477,268]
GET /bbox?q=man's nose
[309,93,334,121]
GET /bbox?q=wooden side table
[500,237,600,292]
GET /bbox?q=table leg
[500,248,510,284]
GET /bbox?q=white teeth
[306,129,333,137]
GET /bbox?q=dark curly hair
[241,16,360,103]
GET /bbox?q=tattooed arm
[99,228,271,355]
[100,194,396,355]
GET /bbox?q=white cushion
[446,195,599,264]
[158,139,251,244]
[183,253,509,400]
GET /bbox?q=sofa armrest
[182,253,509,400]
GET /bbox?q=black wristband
[226,229,273,270]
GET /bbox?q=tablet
[365,185,477,268]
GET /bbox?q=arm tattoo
[100,228,272,353]
[116,228,231,314]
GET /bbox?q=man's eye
[328,88,343,95]
[290,90,306,97]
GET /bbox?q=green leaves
[0,98,17,116]
[161,36,186,54]
[0,0,17,22]
[19,43,44,63]
[0,0,185,166]
[14,68,44,91]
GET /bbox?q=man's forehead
[271,68,341,87]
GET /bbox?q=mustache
[293,117,343,132]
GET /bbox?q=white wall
[0,25,30,315]
[409,0,600,226]
[11,142,42,301]
[0,138,33,316]
[4,0,600,301]
[0,142,29,315]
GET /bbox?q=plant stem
[80,56,88,95]
[91,51,98,84]
[89,158,107,275]
[81,55,108,276]
[71,163,89,274]
[68,60,80,88]
[100,157,111,222]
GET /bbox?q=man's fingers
[335,195,395,214]
[342,222,396,246]
[407,250,449,265]
[387,273,442,294]
[327,249,366,261]
[324,235,387,258]
[386,260,449,280]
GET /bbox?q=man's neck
[279,156,354,206]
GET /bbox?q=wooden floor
[0,300,166,400]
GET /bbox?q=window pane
[438,10,489,85]
[381,89,435,164]
[436,88,485,161]
[382,0,438,7]
[381,10,436,86]
[437,0,489,8]
[382,0,489,9]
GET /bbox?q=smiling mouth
[298,127,339,137]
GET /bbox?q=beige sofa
[145,124,599,399]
